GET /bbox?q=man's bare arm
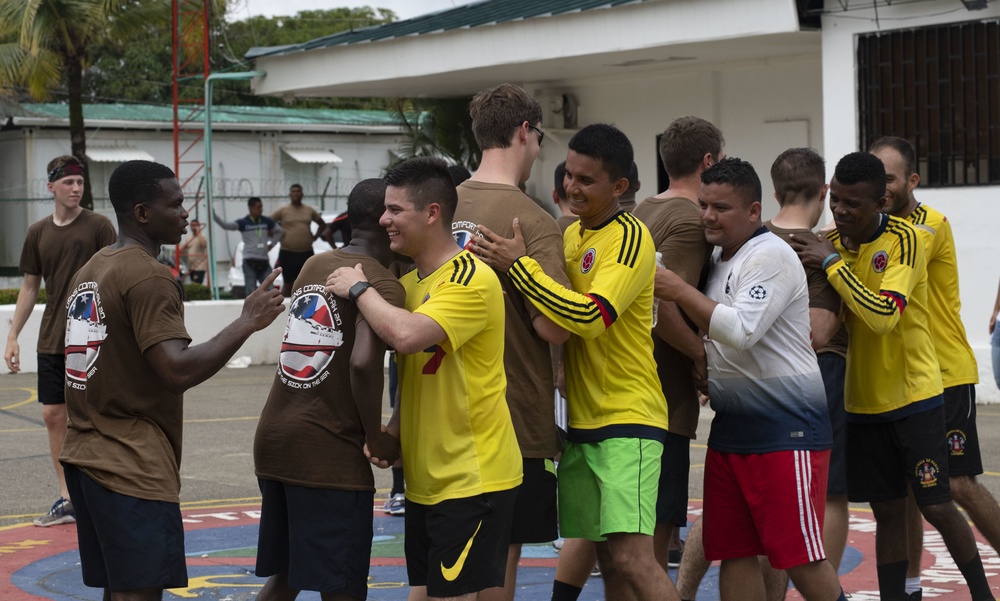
[326,265,447,354]
[144,269,285,394]
[4,274,42,373]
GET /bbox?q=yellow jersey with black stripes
[824,215,942,416]
[507,211,668,440]
[398,250,523,504]
[906,203,978,387]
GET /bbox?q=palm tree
[0,0,169,209]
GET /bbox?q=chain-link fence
[1,175,367,273]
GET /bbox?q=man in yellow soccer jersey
[790,152,992,601]
[326,157,522,601]
[869,136,1000,601]
[474,124,679,601]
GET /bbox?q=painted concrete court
[2,365,1000,599]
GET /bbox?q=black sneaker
[667,541,684,568]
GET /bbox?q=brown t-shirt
[556,214,580,234]
[633,196,713,439]
[60,246,191,503]
[19,210,117,354]
[271,203,321,252]
[453,180,569,458]
[765,221,848,358]
[254,251,405,490]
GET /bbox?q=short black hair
[108,160,177,217]
[869,136,917,176]
[385,157,458,224]
[554,161,567,200]
[289,183,303,191]
[247,196,262,209]
[626,161,640,193]
[568,124,633,182]
[833,152,886,202]
[701,157,761,207]
[347,178,387,230]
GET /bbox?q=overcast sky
[234,0,478,21]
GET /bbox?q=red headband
[48,162,85,182]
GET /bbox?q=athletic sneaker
[667,540,685,568]
[33,497,75,527]
[383,493,405,516]
[906,591,922,601]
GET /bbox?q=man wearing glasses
[451,82,571,601]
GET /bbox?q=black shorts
[63,463,187,591]
[405,487,518,598]
[656,431,691,526]
[256,479,374,599]
[277,249,314,288]
[942,384,983,477]
[818,353,848,496]
[511,458,557,544]
[37,353,66,405]
[846,402,952,506]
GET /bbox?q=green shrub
[183,283,212,301]
[0,288,46,305]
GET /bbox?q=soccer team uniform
[18,211,116,404]
[253,251,404,599]
[634,195,713,528]
[824,216,949,505]
[453,180,568,543]
[700,228,832,569]
[506,210,668,541]
[60,246,191,591]
[396,249,523,597]
[906,203,982,476]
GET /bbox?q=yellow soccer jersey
[398,250,523,505]
[907,204,978,387]
[825,215,943,415]
[508,212,668,439]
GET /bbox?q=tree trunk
[65,51,92,210]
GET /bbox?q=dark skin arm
[366,388,401,469]
[144,269,286,394]
[351,319,400,467]
[788,232,841,270]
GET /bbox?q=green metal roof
[246,0,646,59]
[4,103,399,127]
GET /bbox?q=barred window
[857,20,1000,187]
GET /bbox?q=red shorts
[703,448,830,570]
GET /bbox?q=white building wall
[821,1,1000,400]
[524,53,824,222]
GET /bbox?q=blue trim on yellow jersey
[847,393,943,423]
[568,423,668,443]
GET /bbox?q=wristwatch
[348,281,373,302]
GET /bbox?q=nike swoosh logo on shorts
[440,520,483,582]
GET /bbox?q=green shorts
[557,438,662,541]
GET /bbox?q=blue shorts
[37,353,66,405]
[656,431,691,526]
[846,402,951,506]
[63,463,187,592]
[818,353,847,496]
[942,384,983,476]
[256,479,374,599]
